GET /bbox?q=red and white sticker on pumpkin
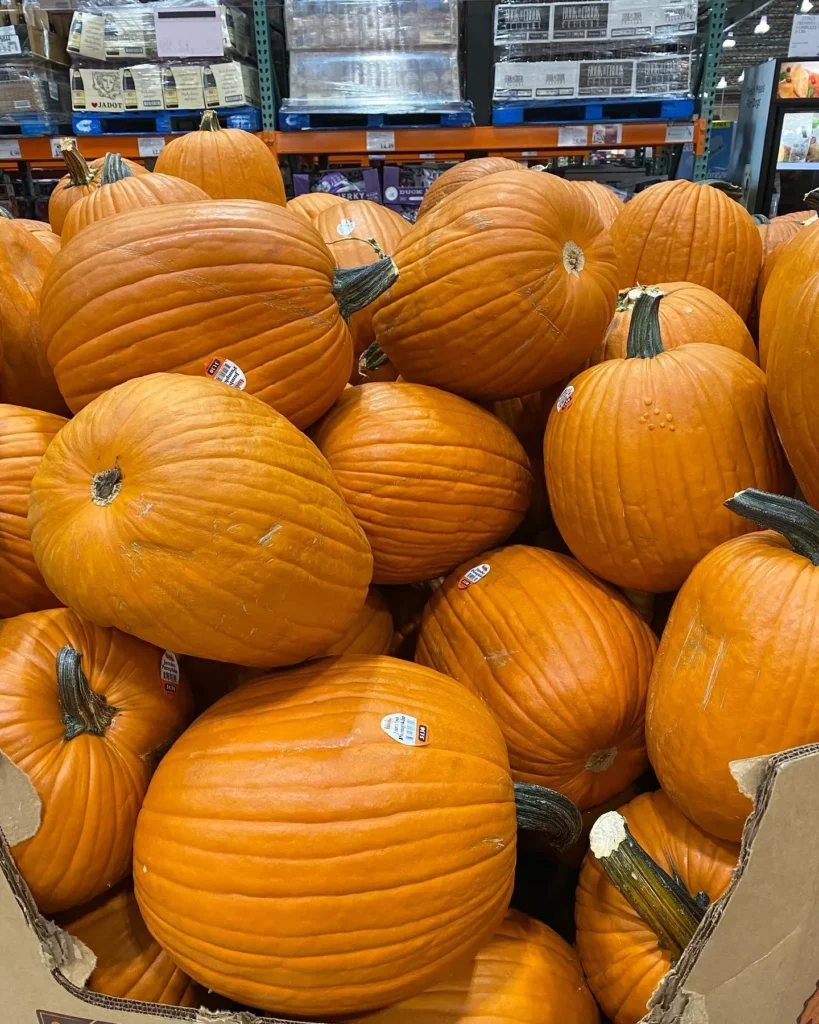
[381,712,429,747]
[458,563,490,590]
[556,385,575,412]
[160,650,180,698]
[337,218,356,237]
[204,354,247,390]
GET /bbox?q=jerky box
[293,167,382,203]
[382,161,456,205]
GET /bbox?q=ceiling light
[802,0,814,12]
[738,70,745,82]
[722,31,736,47]
[754,14,770,32]
[717,76,728,88]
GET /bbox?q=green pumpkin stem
[513,782,581,850]
[0,207,12,220]
[60,139,96,188]
[360,340,390,371]
[703,179,744,201]
[590,811,705,960]
[57,646,119,741]
[100,152,133,186]
[199,110,221,132]
[804,188,819,212]
[724,489,819,565]
[327,235,387,259]
[333,256,398,320]
[752,214,770,225]
[626,291,664,359]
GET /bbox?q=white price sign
[138,137,166,157]
[665,122,694,143]
[558,125,589,147]
[366,130,396,152]
[0,140,22,159]
[155,6,223,57]
[789,14,819,58]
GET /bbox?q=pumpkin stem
[327,235,387,259]
[333,256,398,320]
[60,138,96,188]
[57,646,119,741]
[513,782,581,850]
[615,284,664,314]
[91,465,122,507]
[625,291,664,359]
[703,179,744,201]
[100,152,133,186]
[360,340,390,371]
[590,811,705,961]
[752,213,770,225]
[804,188,819,212]
[199,110,221,132]
[0,207,12,220]
[724,489,819,565]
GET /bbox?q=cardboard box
[0,67,69,115]
[70,65,124,112]
[2,744,819,1024]
[382,161,455,205]
[0,4,70,64]
[206,60,259,107]
[493,54,691,101]
[293,167,382,203]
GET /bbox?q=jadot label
[204,355,247,390]
[458,563,491,590]
[556,385,575,412]
[381,713,429,747]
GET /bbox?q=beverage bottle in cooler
[203,65,219,107]
[163,66,178,108]
[123,67,137,109]
[71,66,86,108]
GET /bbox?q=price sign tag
[155,6,223,57]
[665,121,694,143]
[0,140,22,159]
[138,136,166,157]
[558,125,588,147]
[366,130,395,152]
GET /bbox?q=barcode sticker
[0,25,22,55]
[458,563,491,590]
[381,713,429,747]
[160,651,180,697]
[204,355,247,390]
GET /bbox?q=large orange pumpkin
[48,143,148,235]
[647,488,819,841]
[0,607,193,913]
[766,273,819,504]
[545,292,789,592]
[316,199,411,363]
[759,219,819,368]
[311,382,532,583]
[58,883,201,1006]
[28,373,373,667]
[0,208,61,255]
[0,214,67,415]
[576,791,738,1024]
[61,152,208,244]
[321,586,393,658]
[154,110,286,205]
[0,404,66,618]
[416,545,657,810]
[287,191,345,227]
[574,180,624,230]
[417,157,527,218]
[40,200,396,427]
[350,908,600,1024]
[610,180,761,319]
[134,655,576,1016]
[372,171,619,400]
[590,282,758,365]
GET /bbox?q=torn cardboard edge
[0,749,42,846]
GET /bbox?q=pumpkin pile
[0,144,814,1023]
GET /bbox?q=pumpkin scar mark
[702,636,729,708]
[482,836,506,849]
[259,524,282,545]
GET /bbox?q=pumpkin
[576,791,738,1024]
[40,200,396,427]
[491,380,568,458]
[57,883,201,1006]
[373,171,619,399]
[766,273,819,504]
[0,606,193,913]
[61,152,209,244]
[349,909,600,1024]
[0,214,67,415]
[154,110,286,206]
[321,586,393,658]
[759,219,819,368]
[0,404,66,618]
[544,292,789,592]
[134,655,580,1016]
[610,180,762,320]
[311,382,532,583]
[316,199,410,365]
[647,488,819,841]
[589,283,758,365]
[287,191,345,227]
[574,180,625,230]
[416,545,657,810]
[752,214,806,334]
[417,157,527,218]
[0,208,61,255]
[28,373,374,667]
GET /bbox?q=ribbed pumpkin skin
[316,199,410,360]
[576,791,738,1024]
[755,220,804,327]
[40,201,354,427]
[28,373,373,667]
[58,884,200,1006]
[610,180,761,319]
[287,191,345,226]
[416,546,657,810]
[0,607,193,913]
[351,909,600,1024]
[61,173,209,244]
[545,346,789,592]
[373,171,619,400]
[154,127,286,205]
[322,586,393,658]
[312,383,532,583]
[0,219,67,414]
[133,656,518,1016]
[574,180,624,230]
[759,220,819,368]
[590,283,758,365]
[48,156,147,235]
[767,274,819,505]
[417,157,527,218]
[0,404,66,618]
[18,220,61,254]
[647,527,819,840]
